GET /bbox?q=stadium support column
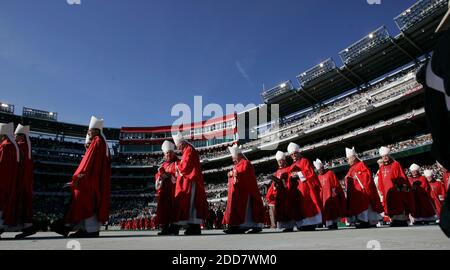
[292,88,316,109]
[343,65,367,89]
[400,31,425,56]
[335,69,359,89]
[389,37,418,65]
[294,88,321,110]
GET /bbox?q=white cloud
[235,60,254,87]
[67,0,81,5]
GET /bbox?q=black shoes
[355,221,371,229]
[282,228,294,233]
[247,227,263,234]
[158,224,202,236]
[50,219,71,237]
[184,224,201,235]
[327,224,339,230]
[169,224,181,236]
[223,226,248,234]
[0,229,4,239]
[15,226,37,239]
[299,225,316,231]
[69,230,99,238]
[157,225,172,236]
[390,220,409,227]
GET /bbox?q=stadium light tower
[339,26,390,65]
[0,102,14,114]
[23,107,58,121]
[394,0,449,33]
[261,80,294,103]
[296,58,336,88]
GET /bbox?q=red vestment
[377,160,414,216]
[15,138,34,224]
[65,136,111,224]
[266,185,276,206]
[345,161,383,216]
[288,158,322,219]
[409,176,436,219]
[154,158,178,225]
[223,158,265,226]
[429,180,445,217]
[173,144,209,223]
[318,170,347,223]
[266,166,295,223]
[0,138,19,225]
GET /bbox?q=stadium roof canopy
[0,111,120,140]
[262,0,449,117]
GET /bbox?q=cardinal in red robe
[0,123,20,239]
[155,140,178,235]
[314,159,346,230]
[408,164,437,224]
[344,147,383,228]
[52,116,111,238]
[425,170,446,218]
[377,147,414,227]
[223,145,265,234]
[171,134,209,235]
[14,124,37,239]
[266,151,297,232]
[287,143,322,231]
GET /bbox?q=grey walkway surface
[1,226,449,250]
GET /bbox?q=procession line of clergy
[264,143,448,231]
[2,118,448,239]
[0,122,36,239]
[153,134,210,236]
[0,117,114,239]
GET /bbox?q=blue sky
[0,0,417,128]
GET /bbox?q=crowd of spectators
[31,136,85,153]
[253,71,420,146]
[111,153,160,167]
[202,133,433,183]
[194,67,422,163]
[321,134,432,169]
